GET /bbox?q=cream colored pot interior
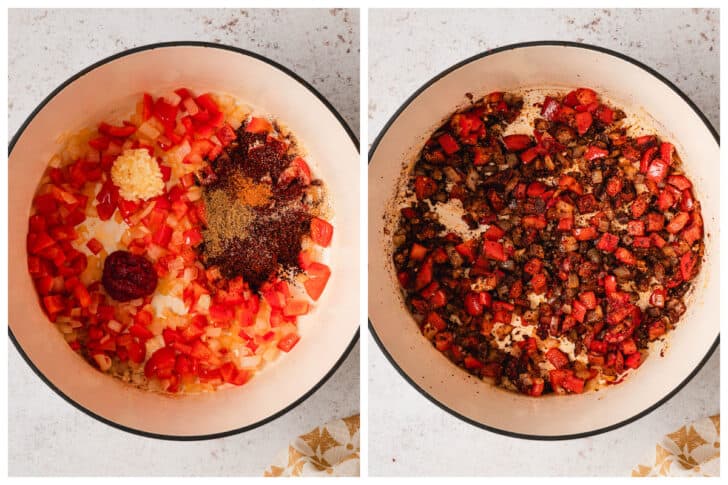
[369,44,718,437]
[10,45,359,437]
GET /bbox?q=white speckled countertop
[368,8,719,476]
[8,8,359,476]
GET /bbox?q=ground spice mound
[231,173,271,207]
[200,120,314,290]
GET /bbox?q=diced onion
[196,294,211,314]
[263,346,280,362]
[183,97,199,116]
[137,121,161,140]
[205,327,222,338]
[93,354,112,372]
[107,320,123,333]
[164,92,182,107]
[239,355,261,369]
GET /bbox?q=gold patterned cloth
[264,415,360,477]
[633,415,720,477]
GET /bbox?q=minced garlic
[111,148,165,201]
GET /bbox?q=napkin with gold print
[632,415,720,477]
[264,415,360,477]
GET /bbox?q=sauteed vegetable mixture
[393,88,703,396]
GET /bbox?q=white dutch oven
[368,42,718,439]
[9,42,360,439]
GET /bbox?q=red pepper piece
[666,212,690,234]
[615,247,636,265]
[680,214,703,245]
[546,348,570,369]
[98,121,137,138]
[660,142,674,163]
[584,145,608,161]
[575,88,597,105]
[502,134,532,152]
[596,233,619,253]
[625,352,642,369]
[680,252,698,280]
[558,175,583,195]
[646,212,665,232]
[575,112,593,135]
[573,226,598,241]
[571,299,587,323]
[483,241,506,262]
[414,176,437,200]
[627,220,645,236]
[563,90,579,107]
[646,158,669,183]
[483,224,505,241]
[680,189,695,212]
[579,291,597,310]
[640,146,657,173]
[656,189,676,211]
[667,175,692,191]
[633,237,651,248]
[437,133,460,154]
[596,104,614,124]
[519,146,540,163]
[605,176,623,196]
[541,96,561,121]
[522,215,547,229]
[557,216,574,231]
[526,181,547,198]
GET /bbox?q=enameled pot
[9,42,360,439]
[368,41,718,439]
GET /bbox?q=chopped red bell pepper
[579,291,597,310]
[573,226,598,241]
[310,217,334,247]
[571,300,587,323]
[575,112,593,135]
[660,142,674,164]
[627,220,645,236]
[680,252,698,280]
[667,174,692,191]
[522,215,547,229]
[605,176,623,197]
[646,158,669,183]
[414,175,437,200]
[666,212,690,234]
[575,88,597,105]
[502,134,532,152]
[483,224,505,241]
[615,247,636,265]
[437,133,460,154]
[277,333,301,352]
[584,145,608,161]
[483,241,506,262]
[646,213,665,232]
[596,233,619,252]
[540,96,561,121]
[519,146,540,164]
[546,348,570,369]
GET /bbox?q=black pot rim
[9,40,360,441]
[368,39,719,441]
